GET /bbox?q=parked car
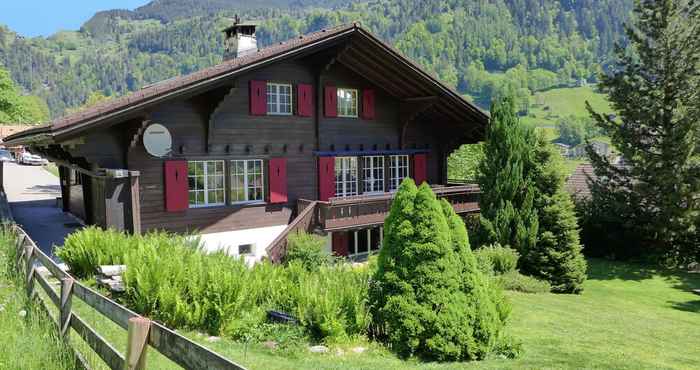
[0,149,14,162]
[18,152,48,166]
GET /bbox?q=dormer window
[267,82,292,115]
[337,88,358,118]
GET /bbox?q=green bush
[474,244,519,275]
[498,270,551,294]
[283,232,330,271]
[369,179,513,361]
[58,227,369,343]
[57,226,135,278]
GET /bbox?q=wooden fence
[12,225,247,370]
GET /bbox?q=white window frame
[335,156,358,197]
[337,88,358,118]
[363,156,385,194]
[230,159,265,204]
[389,155,409,191]
[348,227,383,258]
[188,160,225,208]
[266,82,293,116]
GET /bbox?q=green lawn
[522,86,613,128]
[54,258,700,370]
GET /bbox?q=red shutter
[362,89,375,120]
[250,80,267,116]
[164,160,188,212]
[297,84,313,117]
[324,85,337,117]
[413,154,427,185]
[318,156,336,201]
[268,158,288,204]
[332,231,349,257]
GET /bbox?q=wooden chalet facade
[5,22,487,263]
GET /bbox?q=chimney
[223,15,257,61]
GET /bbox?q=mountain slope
[0,0,632,120]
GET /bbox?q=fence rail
[12,224,247,370]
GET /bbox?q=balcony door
[363,156,385,194]
[335,157,358,197]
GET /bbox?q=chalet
[4,21,487,263]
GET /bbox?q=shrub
[474,244,519,275]
[498,270,551,294]
[369,179,513,361]
[57,226,136,278]
[283,232,330,271]
[60,227,368,342]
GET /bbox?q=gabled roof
[5,23,488,146]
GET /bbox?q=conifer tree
[523,136,587,293]
[369,179,510,361]
[586,0,700,263]
[477,95,539,254]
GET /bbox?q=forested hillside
[0,0,632,120]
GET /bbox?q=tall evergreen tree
[586,0,700,263]
[369,179,511,361]
[523,136,587,293]
[477,96,539,253]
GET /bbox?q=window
[337,88,358,117]
[230,159,264,203]
[188,161,225,208]
[238,244,253,255]
[266,82,292,115]
[348,227,382,258]
[363,156,385,194]
[389,155,409,191]
[335,157,358,197]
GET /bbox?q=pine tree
[523,136,587,293]
[369,179,511,361]
[586,0,700,263]
[477,95,539,254]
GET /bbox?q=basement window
[238,244,253,255]
[267,82,292,115]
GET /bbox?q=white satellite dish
[143,123,172,158]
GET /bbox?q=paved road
[4,162,80,259]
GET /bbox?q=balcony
[312,184,480,231]
[266,185,480,262]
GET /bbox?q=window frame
[336,88,358,118]
[188,160,226,208]
[335,156,358,198]
[389,154,410,191]
[348,227,383,259]
[266,82,293,116]
[230,159,265,205]
[363,155,385,195]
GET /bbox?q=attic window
[267,82,292,115]
[337,88,358,118]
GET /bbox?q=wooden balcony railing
[318,184,480,231]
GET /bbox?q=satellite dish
[143,123,172,158]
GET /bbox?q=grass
[522,86,613,128]
[54,258,700,370]
[0,226,78,370]
[43,163,59,177]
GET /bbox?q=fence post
[24,244,35,297]
[125,317,151,370]
[15,233,26,268]
[60,277,74,337]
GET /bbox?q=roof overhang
[5,23,487,146]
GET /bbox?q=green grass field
[521,86,613,128]
[32,258,698,370]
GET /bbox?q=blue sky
[0,0,151,37]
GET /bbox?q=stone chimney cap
[222,15,258,33]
